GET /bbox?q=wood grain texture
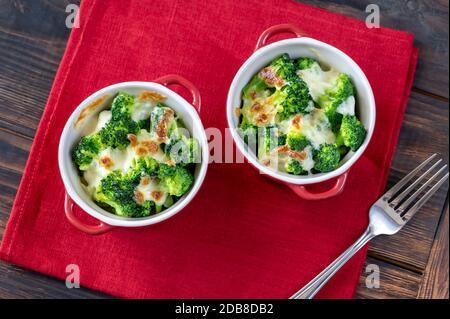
[355,257,421,299]
[299,0,450,98]
[0,0,448,299]
[0,262,109,298]
[418,202,449,299]
[367,91,449,272]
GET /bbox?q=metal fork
[290,153,449,299]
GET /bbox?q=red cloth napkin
[0,0,418,298]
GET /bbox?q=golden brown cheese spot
[251,103,262,111]
[166,159,176,167]
[259,67,285,87]
[127,134,138,147]
[99,156,114,169]
[141,140,159,154]
[244,97,277,126]
[292,115,302,130]
[287,150,307,161]
[235,107,240,119]
[256,113,269,125]
[138,91,166,103]
[261,159,271,166]
[74,95,111,128]
[136,147,148,156]
[151,190,163,201]
[156,108,175,140]
[275,144,290,154]
[134,191,144,205]
[156,127,167,140]
[140,176,150,186]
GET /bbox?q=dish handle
[255,24,305,51]
[64,192,114,235]
[154,74,201,113]
[287,171,349,200]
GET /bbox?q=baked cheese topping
[297,63,339,102]
[73,90,199,217]
[336,95,355,116]
[241,96,279,127]
[135,175,168,206]
[239,54,364,176]
[82,129,171,196]
[299,110,336,149]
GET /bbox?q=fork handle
[290,227,375,299]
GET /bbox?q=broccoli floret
[72,133,103,170]
[165,136,200,165]
[158,164,194,197]
[94,170,157,217]
[324,103,343,133]
[132,156,159,176]
[271,77,312,121]
[99,119,139,149]
[99,92,143,149]
[110,92,136,122]
[278,133,287,146]
[338,115,366,151]
[241,54,295,100]
[257,126,284,158]
[94,171,140,217]
[327,74,354,101]
[338,145,350,159]
[296,57,317,70]
[285,158,307,175]
[259,54,297,88]
[286,130,310,151]
[238,122,259,146]
[242,74,271,100]
[317,74,355,132]
[313,143,340,173]
[141,200,157,216]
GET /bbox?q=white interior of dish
[59,82,209,227]
[227,37,376,185]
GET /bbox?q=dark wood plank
[367,91,449,272]
[418,201,449,298]
[299,0,449,98]
[355,257,421,299]
[0,0,100,299]
[0,261,109,298]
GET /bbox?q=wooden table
[0,0,448,299]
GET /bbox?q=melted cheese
[242,97,278,126]
[299,109,335,149]
[95,110,112,132]
[83,147,135,194]
[132,100,155,122]
[132,129,168,163]
[336,95,355,116]
[278,118,293,135]
[305,100,316,112]
[297,63,339,102]
[278,109,334,150]
[300,146,315,172]
[135,176,168,206]
[82,128,171,195]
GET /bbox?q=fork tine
[390,159,443,206]
[398,165,447,212]
[383,153,437,200]
[402,172,449,221]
